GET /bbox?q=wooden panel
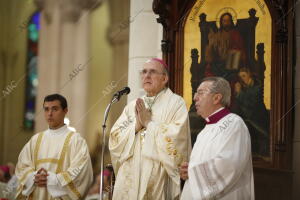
[254,167,293,200]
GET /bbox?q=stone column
[127,0,163,102]
[34,0,102,136]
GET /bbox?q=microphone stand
[99,95,119,200]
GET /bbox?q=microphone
[113,87,130,101]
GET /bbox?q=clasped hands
[34,168,48,187]
[135,98,151,132]
[135,99,189,180]
[180,162,189,180]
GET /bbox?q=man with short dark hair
[16,94,93,200]
[109,58,191,200]
[180,77,254,200]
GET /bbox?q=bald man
[109,58,191,200]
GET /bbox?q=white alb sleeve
[47,171,68,197]
[22,171,36,196]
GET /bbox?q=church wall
[0,0,36,164]
[106,0,130,134]
[86,0,130,170]
[292,5,300,200]
[85,1,113,151]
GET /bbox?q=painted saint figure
[205,12,246,80]
[234,68,270,156]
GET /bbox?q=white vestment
[181,112,254,200]
[15,125,93,200]
[109,88,191,200]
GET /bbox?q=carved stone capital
[34,0,103,24]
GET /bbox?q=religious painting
[183,0,272,161]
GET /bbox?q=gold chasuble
[109,88,192,200]
[15,125,93,200]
